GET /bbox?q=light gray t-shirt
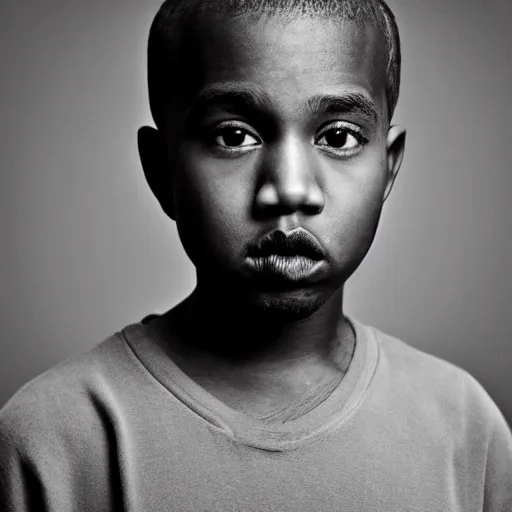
[1,317,511,511]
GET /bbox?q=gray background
[0,0,510,424]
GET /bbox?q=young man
[1,0,511,510]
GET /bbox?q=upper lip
[246,227,326,260]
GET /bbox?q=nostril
[303,202,324,215]
[253,174,325,218]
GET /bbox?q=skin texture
[138,13,406,415]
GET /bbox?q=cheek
[171,157,252,267]
[324,150,388,259]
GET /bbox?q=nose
[253,135,325,218]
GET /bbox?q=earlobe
[383,125,406,202]
[137,126,176,220]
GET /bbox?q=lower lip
[245,255,324,281]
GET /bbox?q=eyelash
[314,121,369,157]
[207,120,369,157]
[209,121,262,155]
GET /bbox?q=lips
[247,228,325,260]
[245,228,326,282]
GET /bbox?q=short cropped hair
[148,0,401,127]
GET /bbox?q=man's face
[147,13,404,317]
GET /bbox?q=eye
[317,129,357,149]
[315,124,367,156]
[213,126,261,150]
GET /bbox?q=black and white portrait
[1,1,511,510]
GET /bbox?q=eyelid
[315,120,367,142]
[313,121,369,159]
[211,120,262,143]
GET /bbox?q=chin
[248,290,327,321]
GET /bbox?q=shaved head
[147,0,401,127]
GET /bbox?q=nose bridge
[271,133,311,203]
[254,131,325,217]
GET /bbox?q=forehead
[174,13,389,118]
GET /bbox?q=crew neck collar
[122,315,379,452]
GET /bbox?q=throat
[161,314,356,422]
[155,289,355,422]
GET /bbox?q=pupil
[325,129,348,148]
[223,128,245,147]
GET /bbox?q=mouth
[245,254,323,281]
[245,228,326,282]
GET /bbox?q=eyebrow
[187,83,274,119]
[306,93,379,123]
[186,84,379,124]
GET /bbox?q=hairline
[148,1,400,127]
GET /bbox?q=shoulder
[0,329,146,506]
[363,323,512,508]
[0,330,132,456]
[364,322,509,438]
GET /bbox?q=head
[139,0,406,320]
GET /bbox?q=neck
[163,282,351,371]
[156,283,356,417]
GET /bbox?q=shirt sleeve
[483,407,512,512]
[0,418,46,512]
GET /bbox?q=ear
[138,126,176,220]
[383,125,406,202]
